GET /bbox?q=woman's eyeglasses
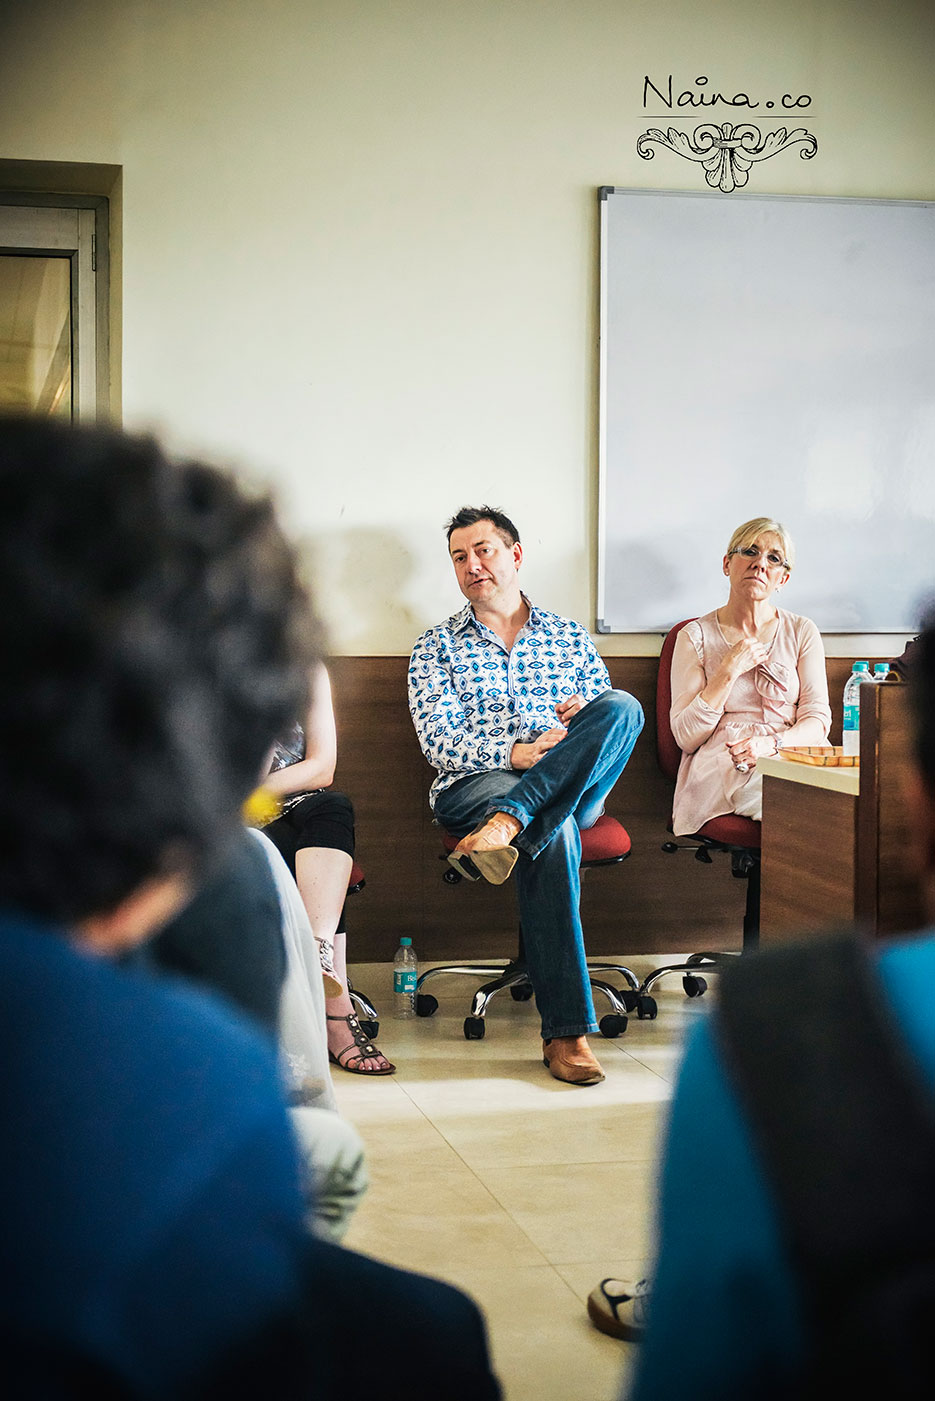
[731,545,789,570]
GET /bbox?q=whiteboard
[597,188,935,633]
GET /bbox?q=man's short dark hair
[0,417,317,925]
[444,506,520,548]
[911,610,935,792]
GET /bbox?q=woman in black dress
[263,665,394,1075]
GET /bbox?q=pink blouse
[670,609,831,837]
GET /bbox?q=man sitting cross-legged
[408,505,643,1085]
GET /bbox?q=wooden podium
[759,683,926,944]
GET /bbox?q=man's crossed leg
[435,689,643,1083]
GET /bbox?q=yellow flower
[242,787,282,828]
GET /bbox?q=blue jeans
[433,689,644,1039]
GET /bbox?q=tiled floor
[335,956,708,1401]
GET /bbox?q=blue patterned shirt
[408,599,612,806]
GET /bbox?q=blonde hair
[726,517,794,570]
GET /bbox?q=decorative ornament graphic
[637,123,818,193]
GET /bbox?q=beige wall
[0,0,932,656]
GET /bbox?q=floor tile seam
[392,1075,451,1115]
[471,1154,660,1179]
[615,1048,680,1086]
[420,1119,559,1261]
[452,1156,662,1175]
[623,1066,677,1088]
[453,1260,600,1314]
[346,1183,553,1256]
[354,1085,586,1234]
[367,1077,474,1149]
[474,1163,634,1225]
[465,1260,602,1300]
[342,1075,674,1135]
[384,1057,673,1081]
[549,1262,600,1308]
[537,1249,654,1271]
[453,1260,584,1284]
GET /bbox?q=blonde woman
[670,517,831,835]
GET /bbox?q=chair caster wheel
[661,841,679,853]
[443,868,463,884]
[416,993,438,1017]
[599,1013,628,1038]
[637,995,658,1020]
[463,1016,486,1040]
[682,975,707,998]
[510,982,534,1002]
[359,1018,380,1039]
[621,991,640,1013]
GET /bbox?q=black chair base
[414,956,642,1040]
[647,834,761,1001]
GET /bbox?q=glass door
[0,252,72,416]
[0,200,105,419]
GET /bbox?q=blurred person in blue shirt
[0,420,499,1401]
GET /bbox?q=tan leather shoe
[448,814,522,885]
[542,1035,605,1086]
[447,844,518,884]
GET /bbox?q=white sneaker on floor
[587,1277,650,1341]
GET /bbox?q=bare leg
[295,847,392,1074]
[295,846,352,994]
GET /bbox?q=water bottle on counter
[873,662,891,683]
[842,660,870,757]
[393,936,418,1019]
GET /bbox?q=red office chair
[636,618,761,1007]
[414,814,649,1039]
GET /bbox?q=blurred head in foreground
[0,416,317,944]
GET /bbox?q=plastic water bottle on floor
[394,937,418,1019]
[842,661,870,757]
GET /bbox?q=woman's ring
[736,761,750,774]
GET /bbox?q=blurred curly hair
[0,417,319,924]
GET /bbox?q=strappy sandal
[317,938,343,999]
[326,1012,396,1075]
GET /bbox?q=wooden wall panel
[760,781,857,943]
[328,653,879,962]
[856,681,927,937]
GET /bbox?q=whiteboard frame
[596,185,935,634]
